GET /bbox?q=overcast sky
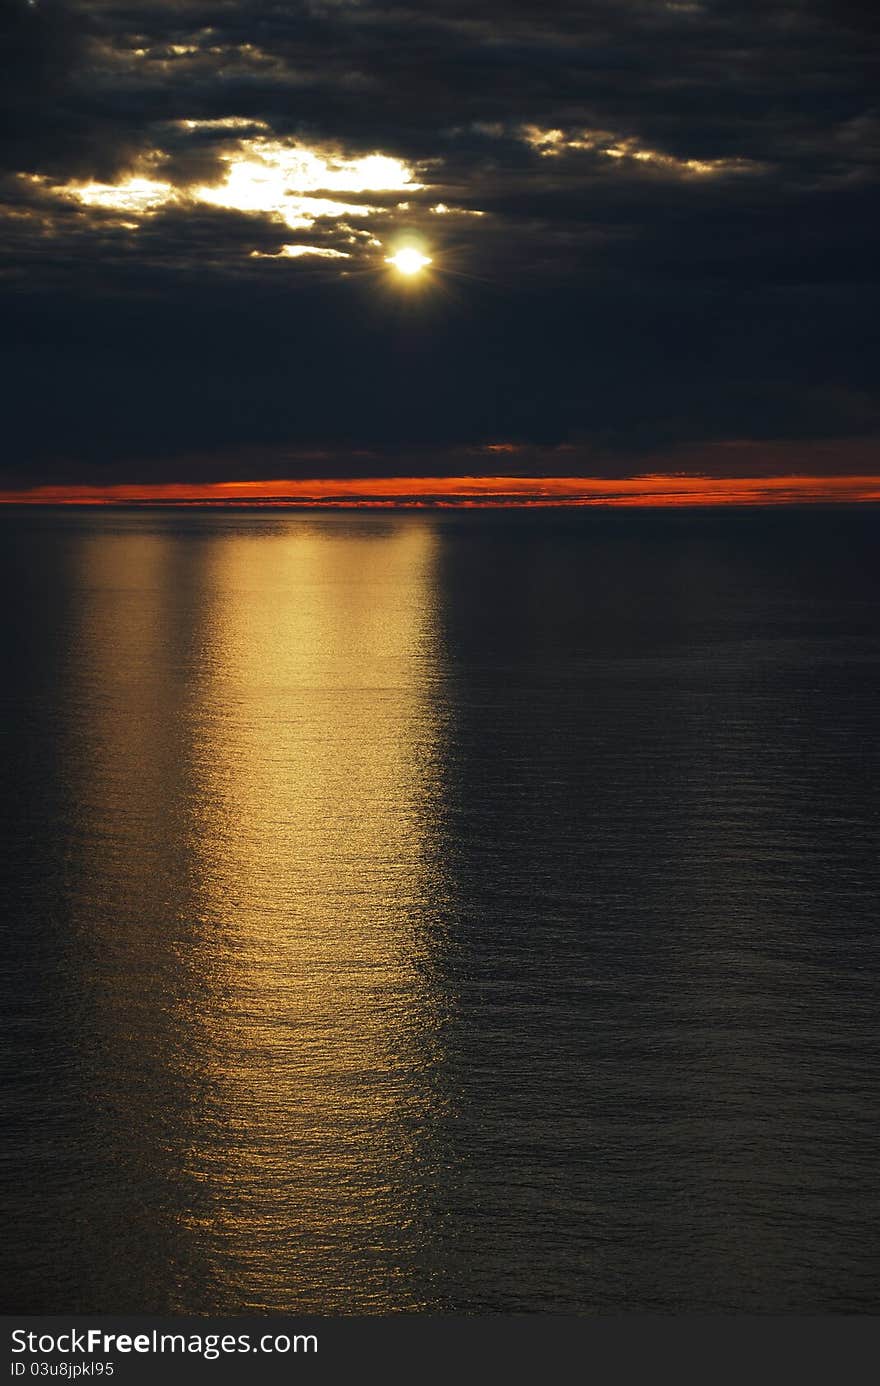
[1,0,877,488]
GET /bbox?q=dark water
[1,506,879,1314]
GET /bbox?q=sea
[1,505,878,1313]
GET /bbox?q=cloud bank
[1,1,877,487]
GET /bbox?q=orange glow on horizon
[1,474,880,507]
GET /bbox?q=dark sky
[1,0,878,488]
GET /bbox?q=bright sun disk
[388,247,431,275]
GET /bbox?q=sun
[387,246,432,276]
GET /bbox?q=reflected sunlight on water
[65,517,449,1312]
[185,522,448,1310]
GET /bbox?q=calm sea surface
[1,506,878,1313]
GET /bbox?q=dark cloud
[0,0,877,484]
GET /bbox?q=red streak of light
[1,475,880,506]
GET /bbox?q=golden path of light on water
[66,518,449,1313]
[182,521,448,1311]
[64,528,215,1306]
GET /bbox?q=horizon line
[2,474,880,508]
